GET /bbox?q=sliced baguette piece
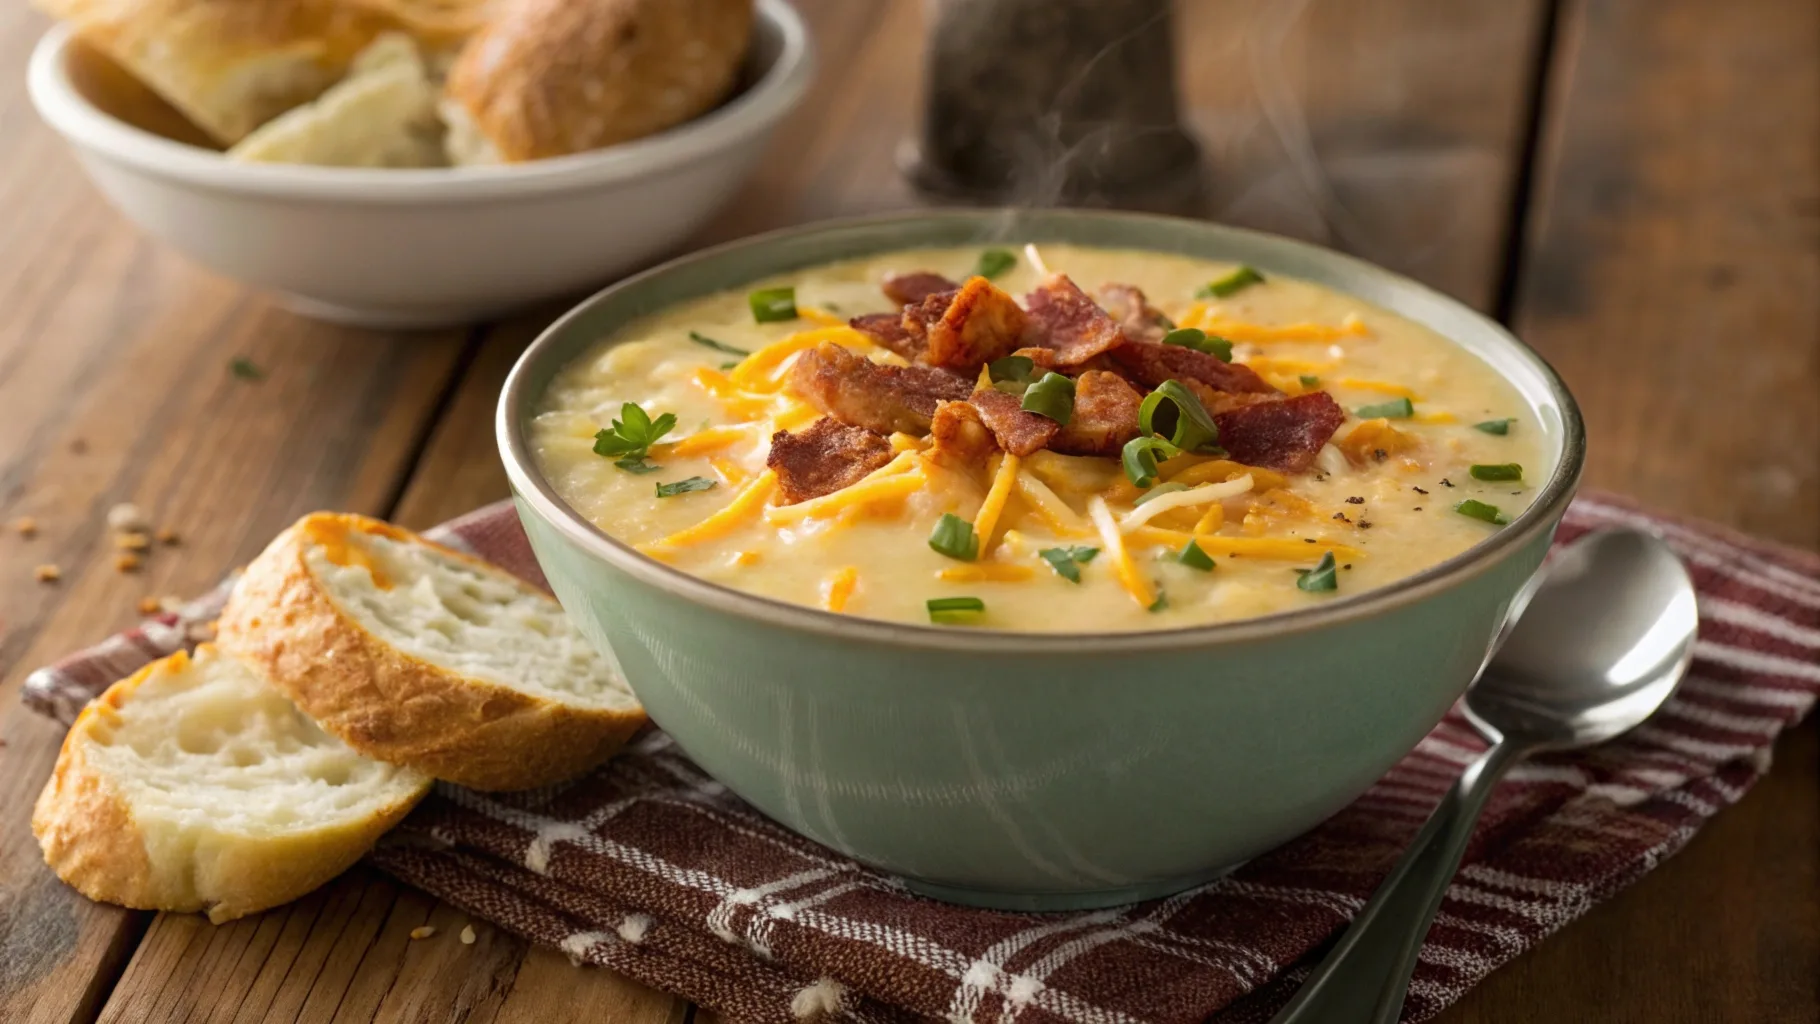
[217,512,646,791]
[33,645,431,923]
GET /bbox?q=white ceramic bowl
[26,0,813,328]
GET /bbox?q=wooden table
[2,1,1815,1021]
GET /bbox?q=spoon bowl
[1467,529,1700,749]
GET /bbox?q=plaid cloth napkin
[22,494,1820,1024]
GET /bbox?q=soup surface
[532,245,1547,632]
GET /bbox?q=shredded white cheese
[1117,475,1255,533]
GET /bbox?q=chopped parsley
[655,477,717,498]
[592,402,678,472]
[973,249,1017,280]
[1038,545,1099,583]
[1296,552,1339,592]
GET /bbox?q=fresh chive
[1148,589,1169,612]
[1354,397,1415,419]
[1178,541,1216,572]
[720,360,740,371]
[1138,379,1223,453]
[655,477,717,498]
[1196,265,1265,299]
[593,402,679,470]
[1134,482,1189,507]
[1161,327,1233,362]
[973,249,1017,280]
[229,357,264,380]
[1121,435,1181,488]
[1037,545,1098,583]
[1296,551,1338,592]
[987,354,1036,384]
[1454,499,1509,525]
[1020,372,1075,425]
[748,286,798,323]
[1473,418,1515,435]
[928,513,979,561]
[1469,463,1523,481]
[1299,374,1321,389]
[688,331,749,357]
[927,596,986,624]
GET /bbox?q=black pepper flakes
[1413,506,1424,511]
[1357,520,1373,530]
[1440,478,1455,488]
[1332,512,1351,523]
[1345,496,1365,505]
[1343,563,1354,570]
[1373,448,1388,462]
[1412,486,1429,495]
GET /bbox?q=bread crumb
[34,564,61,582]
[70,438,88,454]
[116,554,142,573]
[410,925,436,940]
[12,516,38,538]
[115,532,152,552]
[460,925,476,944]
[137,596,163,615]
[107,503,149,532]
[155,528,181,546]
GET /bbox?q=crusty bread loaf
[343,0,497,43]
[216,513,646,791]
[32,645,431,924]
[31,0,406,144]
[440,0,754,164]
[228,32,446,168]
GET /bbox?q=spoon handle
[1267,738,1531,1024]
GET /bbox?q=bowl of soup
[497,209,1584,910]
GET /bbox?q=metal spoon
[1270,528,1698,1024]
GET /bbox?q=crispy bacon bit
[1023,275,1126,366]
[923,277,1030,372]
[900,289,956,355]
[849,312,923,361]
[767,418,894,504]
[1050,371,1143,456]
[1111,340,1278,396]
[970,387,1059,457]
[1096,283,1172,345]
[927,401,997,472]
[1213,392,1346,473]
[882,271,961,306]
[787,342,971,435]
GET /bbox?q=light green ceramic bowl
[497,210,1586,911]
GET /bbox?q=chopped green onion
[1354,397,1415,419]
[1133,482,1189,507]
[1296,551,1338,592]
[1038,545,1098,583]
[1138,380,1222,453]
[1121,435,1180,488]
[973,249,1017,280]
[1474,418,1515,435]
[927,596,986,624]
[593,402,678,470]
[655,477,717,498]
[1161,327,1233,362]
[987,354,1036,385]
[1021,372,1075,425]
[748,286,798,323]
[1469,463,1524,481]
[1148,589,1169,612]
[928,513,979,561]
[229,357,264,380]
[1299,374,1321,389]
[688,331,749,357]
[1197,265,1265,299]
[1178,541,1216,572]
[1453,499,1509,525]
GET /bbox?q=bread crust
[441,0,754,162]
[217,514,647,791]
[32,650,428,924]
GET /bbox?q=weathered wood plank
[1441,0,1820,1020]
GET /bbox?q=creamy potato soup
[531,245,1547,632]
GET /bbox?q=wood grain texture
[1441,0,1820,1020]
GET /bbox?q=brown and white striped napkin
[22,495,1820,1024]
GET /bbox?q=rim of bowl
[25,0,814,203]
[499,208,1588,654]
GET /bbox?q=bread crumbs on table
[115,554,141,573]
[69,438,87,454]
[115,532,151,551]
[137,596,163,615]
[34,564,60,582]
[12,516,36,537]
[460,925,476,945]
[155,528,181,546]
[107,502,148,532]
[410,926,436,940]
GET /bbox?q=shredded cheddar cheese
[1336,378,1419,398]
[972,453,1021,556]
[1167,459,1288,492]
[938,563,1036,583]
[690,367,774,418]
[667,425,752,456]
[729,327,873,391]
[799,306,845,327]
[1338,418,1421,466]
[769,400,821,431]
[732,550,762,566]
[1118,475,1254,532]
[1412,411,1457,425]
[644,470,778,550]
[1174,301,1210,330]
[1193,502,1224,534]
[821,566,859,612]
[765,471,926,524]
[1012,470,1091,536]
[709,455,749,486]
[1088,497,1155,610]
[890,432,926,453]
